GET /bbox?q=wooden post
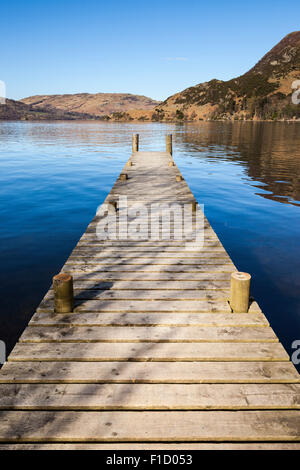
[126,161,133,167]
[168,161,174,167]
[132,134,139,153]
[166,134,172,155]
[120,173,128,181]
[176,175,183,182]
[192,201,197,212]
[53,273,74,313]
[230,272,251,313]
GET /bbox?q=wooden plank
[59,280,231,289]
[85,217,212,224]
[68,272,233,281]
[19,326,278,343]
[38,299,232,313]
[77,237,221,247]
[69,252,229,258]
[0,410,299,442]
[41,295,261,314]
[74,245,225,252]
[79,234,221,243]
[82,227,218,235]
[8,342,288,362]
[67,268,231,284]
[1,361,298,384]
[43,288,230,301]
[29,312,269,327]
[63,264,235,273]
[87,220,212,227]
[65,258,234,265]
[1,443,300,449]
[0,383,298,410]
[76,241,223,248]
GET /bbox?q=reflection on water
[176,121,300,206]
[0,121,299,368]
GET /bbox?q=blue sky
[1,0,300,101]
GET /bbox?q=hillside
[8,32,300,122]
[20,93,160,118]
[154,31,300,121]
[0,98,100,121]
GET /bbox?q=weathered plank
[1,443,300,449]
[79,233,220,240]
[69,252,229,259]
[80,228,218,241]
[74,245,225,252]
[43,288,230,301]
[0,383,298,410]
[0,410,299,442]
[68,272,233,281]
[87,220,212,228]
[8,342,288,362]
[19,326,278,343]
[38,299,232,313]
[76,241,223,248]
[63,264,235,273]
[44,288,230,301]
[54,280,230,289]
[65,258,234,265]
[1,361,298,383]
[29,311,269,327]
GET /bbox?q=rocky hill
[154,31,300,121]
[0,98,100,121]
[20,93,160,118]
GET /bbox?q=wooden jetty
[0,134,299,449]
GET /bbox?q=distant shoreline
[0,118,299,123]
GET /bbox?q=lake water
[0,121,300,368]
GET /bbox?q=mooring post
[176,175,183,182]
[166,134,172,155]
[230,272,251,313]
[53,273,74,313]
[120,173,128,181]
[132,134,139,153]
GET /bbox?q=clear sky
[1,0,300,101]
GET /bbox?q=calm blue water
[0,121,300,367]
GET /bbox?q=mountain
[20,93,160,118]
[155,31,300,121]
[0,98,100,121]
